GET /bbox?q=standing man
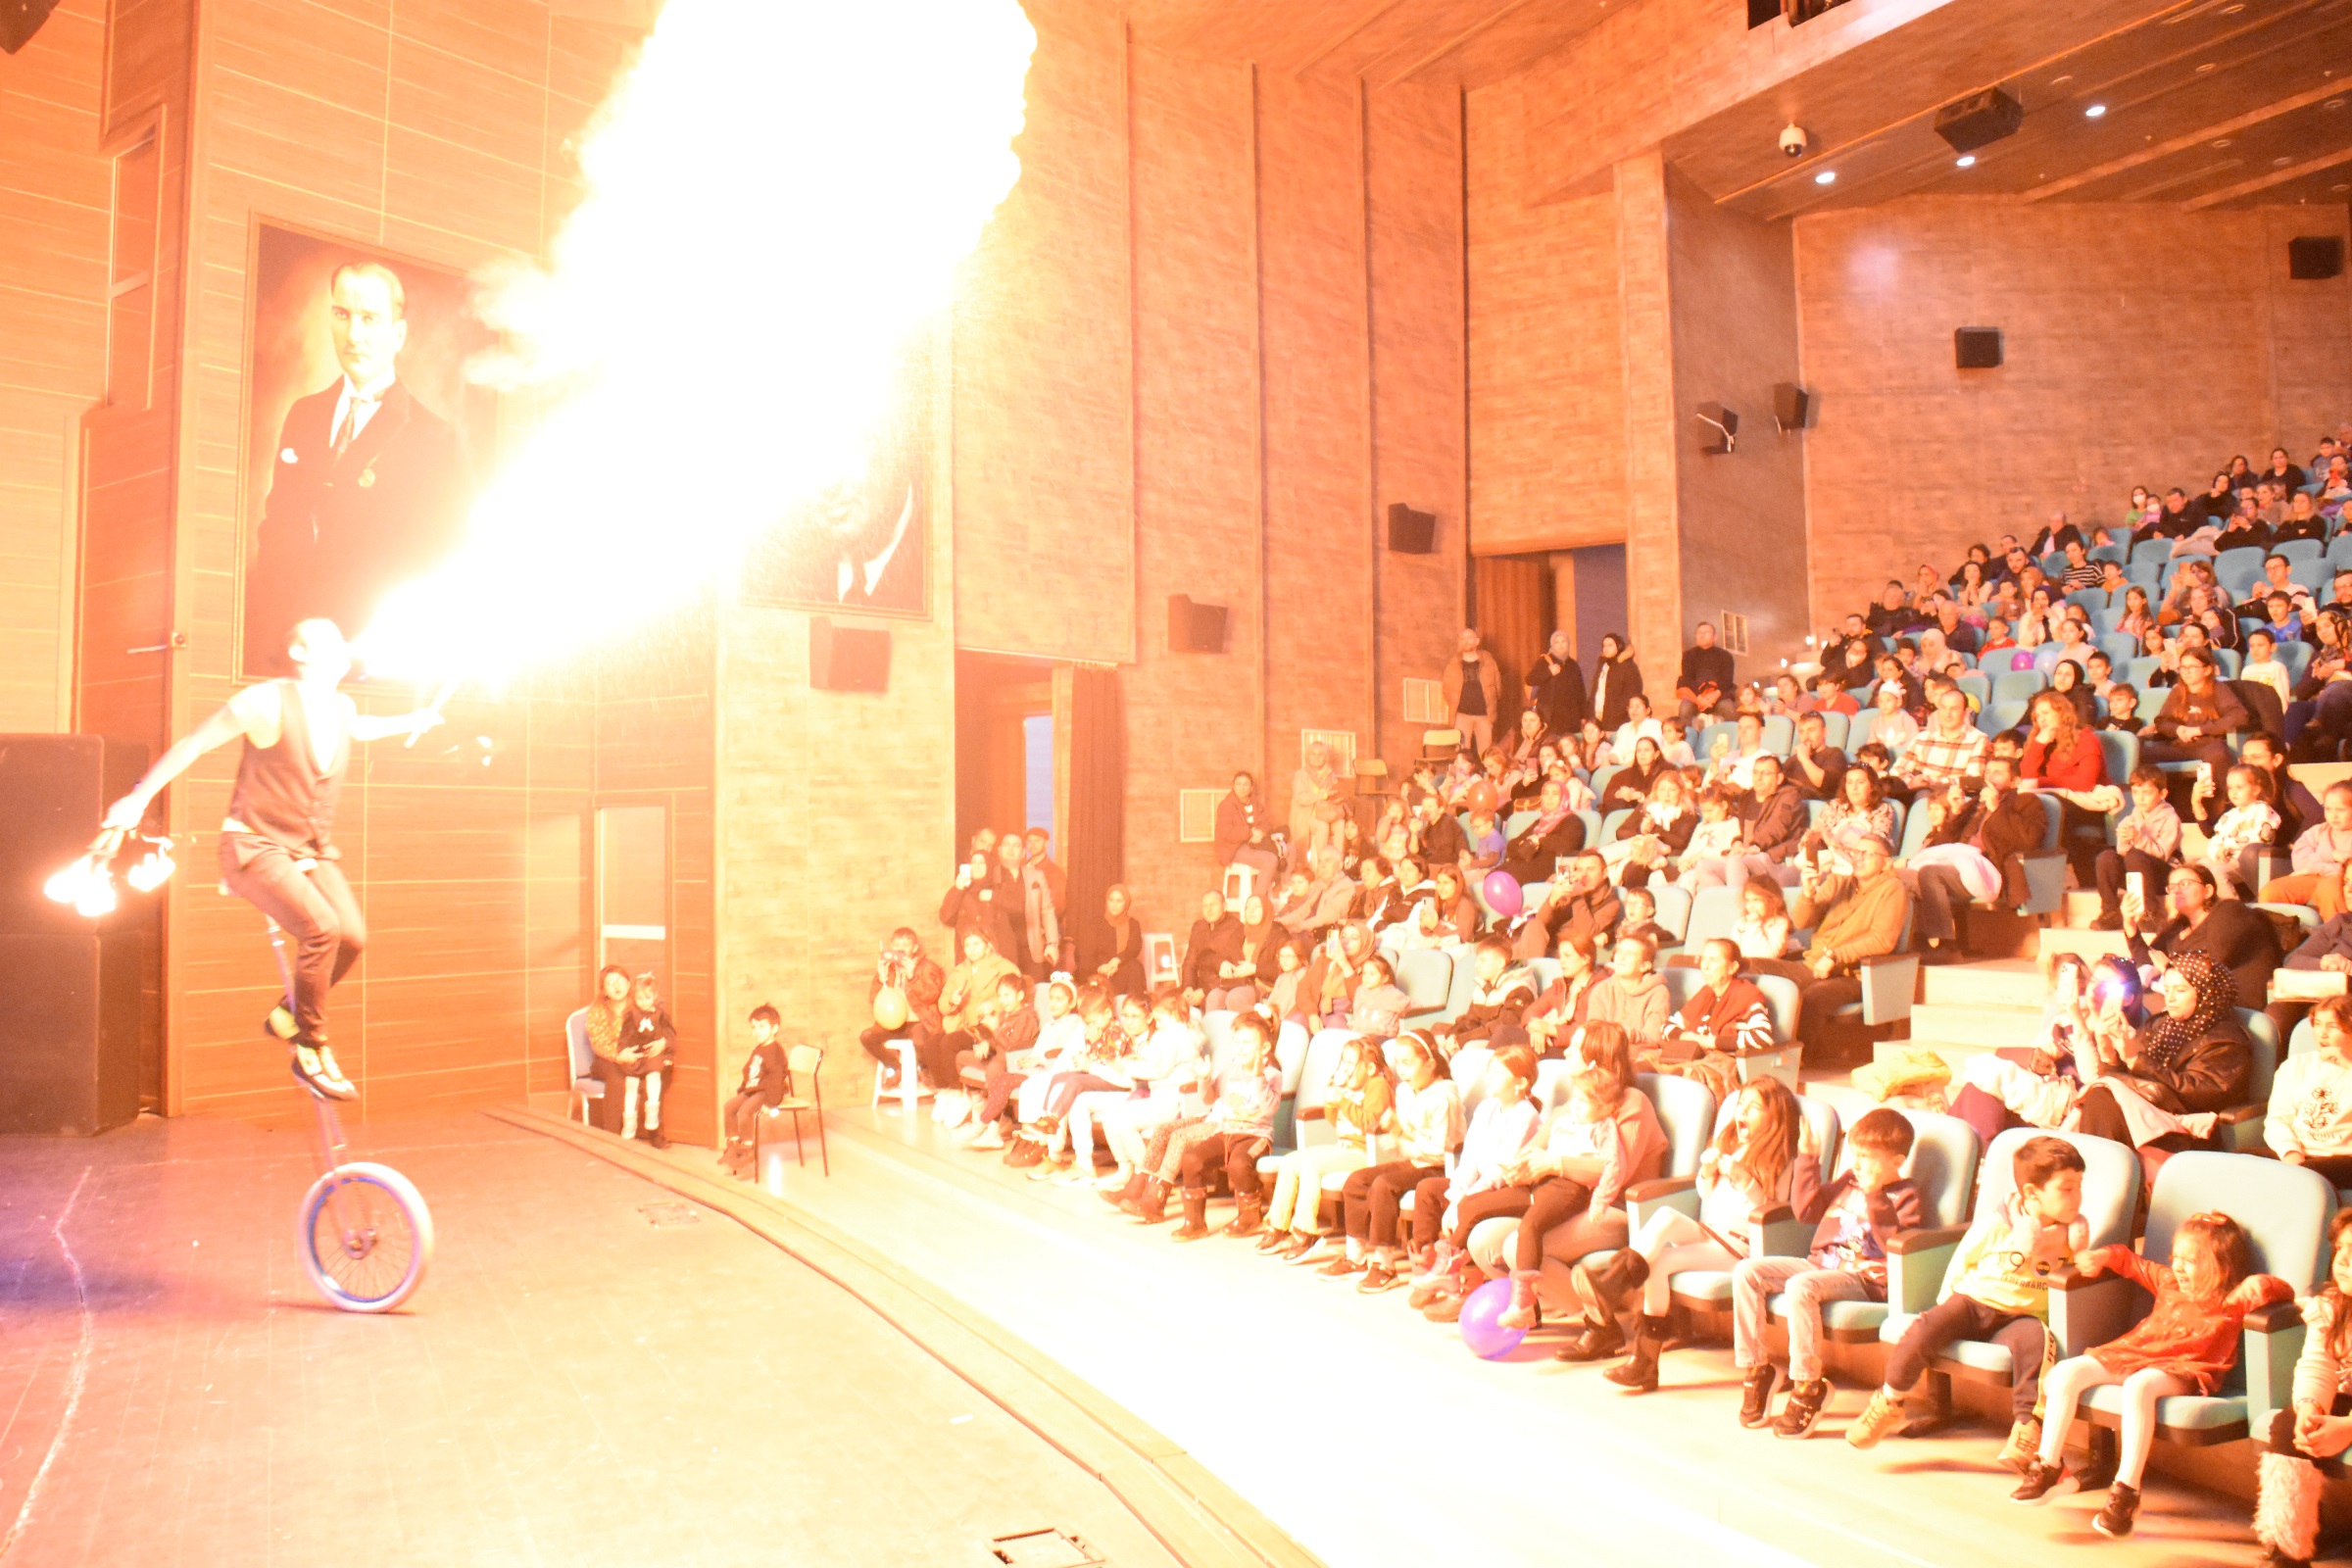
[247,261,470,673]
[1442,627,1501,758]
[100,619,443,1099]
[1525,630,1588,735]
[1676,621,1737,720]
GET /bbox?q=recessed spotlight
[2276,155,2296,166]
[2051,74,2074,85]
[2196,62,2218,73]
[1955,154,1977,169]
[2328,100,2347,111]
[1814,170,1837,185]
[2213,137,2233,148]
[2334,182,2351,192]
[2084,103,2107,119]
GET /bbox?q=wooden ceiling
[1671,0,2352,217]
[1117,0,1618,87]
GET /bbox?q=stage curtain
[1065,666,1124,930]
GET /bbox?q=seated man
[1511,850,1622,962]
[1675,620,1738,720]
[1786,710,1849,802]
[1704,711,1772,791]
[858,927,946,1083]
[1893,688,1988,802]
[1691,752,1805,893]
[1789,835,1910,1054]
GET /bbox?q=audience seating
[1765,1108,1981,1345]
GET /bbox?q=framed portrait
[237,220,497,677]
[736,331,932,620]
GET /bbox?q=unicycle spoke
[310,1173,417,1304]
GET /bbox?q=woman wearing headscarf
[2071,949,2252,1155]
[1499,777,1588,885]
[1589,633,1643,730]
[1080,883,1145,998]
[1945,955,2136,1145]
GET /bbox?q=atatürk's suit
[246,379,469,670]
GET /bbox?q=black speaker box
[0,734,149,935]
[1955,327,2004,369]
[2289,237,2345,281]
[1386,503,1437,555]
[1167,594,1228,654]
[0,0,63,54]
[0,932,143,1135]
[1695,402,1739,455]
[808,617,891,692]
[1935,87,2024,154]
[1773,382,1811,431]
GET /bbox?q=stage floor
[730,1103,2275,1568]
[0,1112,1183,1568]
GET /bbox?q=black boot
[1603,1315,1667,1393]
[1171,1188,1211,1242]
[1552,1313,1624,1363]
[1574,1250,1650,1318]
[1221,1194,1264,1239]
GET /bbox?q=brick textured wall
[1796,198,2352,632]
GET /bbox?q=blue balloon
[1482,870,1524,920]
[1458,1277,1526,1360]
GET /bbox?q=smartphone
[2127,871,2146,908]
[2197,760,2214,786]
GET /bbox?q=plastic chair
[1818,712,1849,750]
[1650,884,1692,946]
[755,1043,829,1178]
[1990,669,2046,707]
[1682,885,1740,951]
[2055,1152,2334,1446]
[871,1038,928,1112]
[565,1007,603,1124]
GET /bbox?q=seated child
[2016,1210,2290,1541]
[1096,987,1209,1196]
[1567,1078,1802,1386]
[1389,1046,1543,1302]
[616,971,676,1148]
[2242,628,2293,709]
[1849,1135,2088,1463]
[968,977,1074,1150]
[1670,788,1744,886]
[1465,811,1505,872]
[1153,1011,1285,1241]
[1616,886,1676,953]
[720,1004,790,1179]
[1730,1107,1924,1437]
[1260,1035,1396,1257]
[1435,935,1539,1054]
[2253,1208,2352,1568]
[1324,1031,1465,1276]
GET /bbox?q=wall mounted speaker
[2289,237,2345,280]
[1772,383,1811,432]
[1934,87,2024,154]
[809,617,891,692]
[0,0,62,54]
[1386,503,1437,555]
[1695,403,1739,455]
[1955,327,2004,369]
[1167,595,1228,654]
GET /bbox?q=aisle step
[1919,958,2045,1008]
[1906,1003,2042,1049]
[2039,926,2130,962]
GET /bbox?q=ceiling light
[2334,183,2351,192]
[2276,155,2295,166]
[1814,170,1837,185]
[2084,103,2107,119]
[2051,74,2073,85]
[1955,155,1977,168]
[2196,63,2218,74]
[2328,100,2347,111]
[2213,137,2233,148]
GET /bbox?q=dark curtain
[1065,665,1124,940]
[1472,555,1553,735]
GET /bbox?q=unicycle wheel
[298,1161,434,1312]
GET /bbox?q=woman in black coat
[1078,883,1146,997]
[1589,633,1644,731]
[1500,779,1588,884]
[2126,862,2281,1015]
[2070,949,2252,1153]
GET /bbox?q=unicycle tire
[298,1161,434,1312]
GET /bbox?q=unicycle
[262,914,435,1311]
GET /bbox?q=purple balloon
[1482,870,1523,920]
[1458,1277,1526,1360]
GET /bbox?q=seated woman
[1452,1022,1669,1330]
[2020,689,2114,882]
[1289,740,1347,869]
[1300,920,1377,1028]
[2127,861,2282,1006]
[1523,931,1601,1057]
[934,930,1021,1092]
[1421,863,1482,946]
[1729,877,1796,968]
[1599,735,1667,813]
[584,963,633,1135]
[1213,770,1283,887]
[1079,884,1146,999]
[1601,768,1697,891]
[1215,894,1286,1011]
[2267,994,2352,1186]
[1945,954,2133,1144]
[615,971,678,1148]
[1261,1034,1396,1259]
[2071,949,2251,1158]
[1611,692,1666,758]
[1498,778,1588,885]
[1355,857,1408,932]
[1806,762,1897,877]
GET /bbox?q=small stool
[1221,861,1258,908]
[869,1038,929,1113]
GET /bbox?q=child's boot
[1552,1313,1623,1363]
[1603,1314,1667,1393]
[2090,1483,2139,1538]
[1406,1242,1459,1307]
[1495,1271,1542,1332]
[1103,1169,1150,1210]
[1171,1188,1211,1242]
[2255,1451,2323,1567]
[1130,1176,1169,1222]
[1221,1193,1264,1239]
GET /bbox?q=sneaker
[1317,1253,1365,1279]
[2090,1483,2138,1539]
[1772,1378,1832,1440]
[1052,1165,1097,1187]
[289,1041,357,1101]
[264,1004,299,1041]
[968,1126,1005,1152]
[1283,1235,1330,1265]
[1026,1152,1072,1182]
[1996,1415,2043,1474]
[1357,1262,1401,1294]
[1845,1388,1904,1450]
[1739,1364,1784,1429]
[2009,1460,2074,1505]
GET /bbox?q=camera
[1779,122,1810,159]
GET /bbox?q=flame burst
[355,0,1035,684]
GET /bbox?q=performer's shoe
[264,1004,300,1042]
[290,1040,358,1101]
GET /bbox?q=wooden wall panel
[0,0,107,731]
[1795,198,2352,632]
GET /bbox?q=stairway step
[1919,958,2046,1007]
[1872,1038,1997,1075]
[2039,926,2131,963]
[1907,1003,2044,1049]
[2059,890,2105,926]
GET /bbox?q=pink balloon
[1482,871,1523,920]
[1458,1277,1526,1360]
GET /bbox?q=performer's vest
[224,679,349,858]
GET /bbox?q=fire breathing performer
[101,618,445,1101]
